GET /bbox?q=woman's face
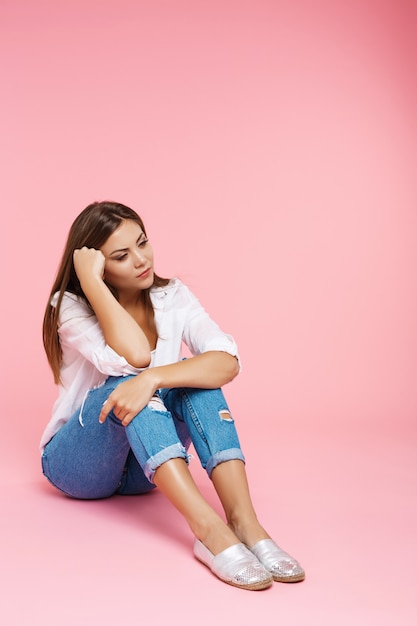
[100,219,154,295]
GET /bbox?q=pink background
[1,1,416,624]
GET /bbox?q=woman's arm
[74,247,151,368]
[99,351,239,425]
[148,351,239,389]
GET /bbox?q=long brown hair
[43,201,170,383]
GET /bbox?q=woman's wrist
[141,367,162,394]
[79,273,107,295]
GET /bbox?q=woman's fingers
[98,375,156,425]
[99,398,113,423]
[99,396,134,425]
[121,414,135,427]
[73,247,105,281]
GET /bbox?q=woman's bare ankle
[227,518,270,548]
[195,521,240,556]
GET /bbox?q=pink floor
[3,417,416,626]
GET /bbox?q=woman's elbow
[224,354,240,381]
[128,350,152,369]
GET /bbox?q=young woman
[41,201,305,591]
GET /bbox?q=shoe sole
[273,572,305,583]
[223,577,273,591]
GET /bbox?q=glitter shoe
[249,539,305,582]
[193,539,273,590]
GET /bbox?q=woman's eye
[115,253,128,261]
[139,239,148,248]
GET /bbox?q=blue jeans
[42,376,245,499]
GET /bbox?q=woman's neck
[118,289,144,310]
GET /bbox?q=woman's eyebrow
[109,234,145,256]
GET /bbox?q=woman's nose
[133,250,146,266]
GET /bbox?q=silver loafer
[193,539,273,590]
[249,539,305,582]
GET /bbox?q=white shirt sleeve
[55,292,141,377]
[178,283,240,364]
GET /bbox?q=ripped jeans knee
[159,387,245,478]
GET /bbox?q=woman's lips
[137,268,151,278]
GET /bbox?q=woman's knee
[161,387,244,475]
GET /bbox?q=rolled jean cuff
[206,448,246,478]
[143,442,190,483]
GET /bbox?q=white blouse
[40,278,239,450]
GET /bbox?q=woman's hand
[99,370,159,426]
[73,247,105,284]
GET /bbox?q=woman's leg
[211,460,270,546]
[42,377,188,498]
[42,378,145,499]
[210,457,305,583]
[152,458,240,555]
[122,390,240,552]
[160,387,245,475]
[160,387,304,582]
[152,458,273,590]
[159,387,268,545]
